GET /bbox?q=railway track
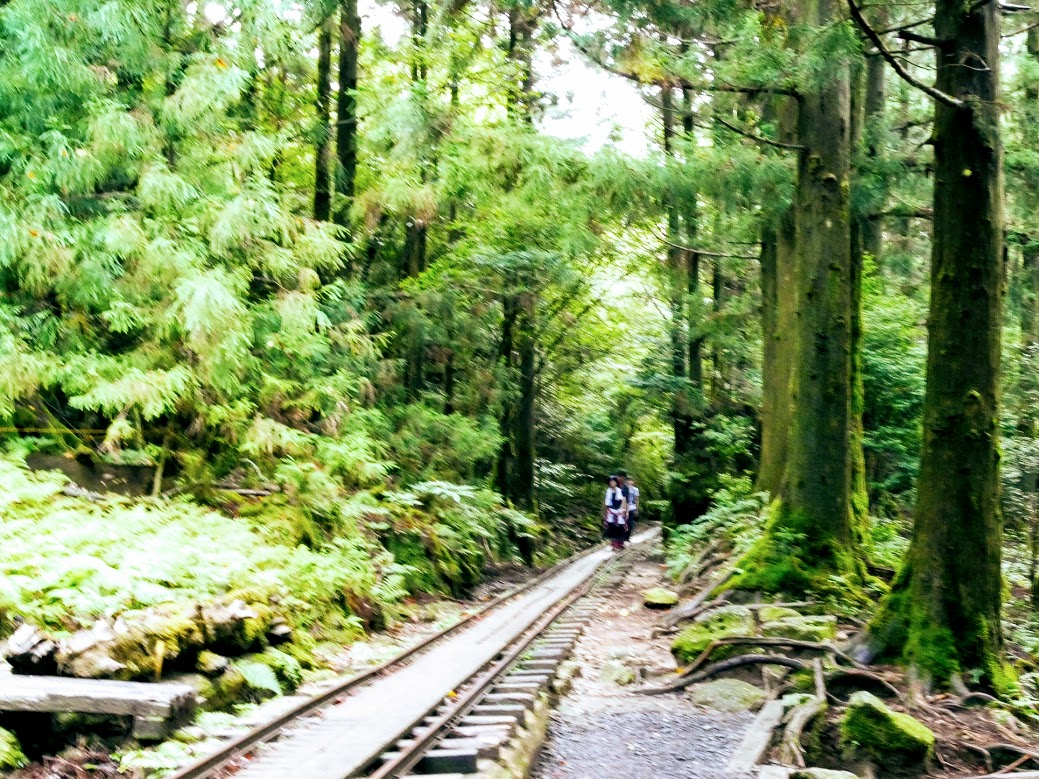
[167,530,655,779]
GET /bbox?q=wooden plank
[0,675,195,719]
[725,699,785,773]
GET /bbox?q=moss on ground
[839,691,935,768]
[671,607,754,664]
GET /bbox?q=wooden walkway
[0,674,196,739]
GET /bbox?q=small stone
[792,770,861,779]
[839,691,935,768]
[606,646,638,661]
[599,659,635,685]
[687,678,767,713]
[0,727,27,771]
[761,615,838,643]
[758,605,802,622]
[196,650,230,677]
[642,588,679,609]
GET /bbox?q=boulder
[792,770,861,779]
[599,659,635,685]
[0,727,27,771]
[642,588,679,609]
[687,678,767,712]
[196,650,230,677]
[672,608,754,664]
[839,691,935,768]
[253,648,304,691]
[762,615,838,643]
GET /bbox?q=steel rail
[361,548,630,779]
[166,539,607,779]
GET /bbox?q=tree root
[637,654,807,695]
[778,659,828,767]
[960,741,994,773]
[980,743,1039,765]
[677,540,721,584]
[672,636,865,684]
[665,565,737,626]
[825,668,903,700]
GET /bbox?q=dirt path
[532,546,754,779]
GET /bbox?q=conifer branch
[711,114,805,151]
[896,29,951,48]
[847,0,966,109]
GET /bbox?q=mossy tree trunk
[757,98,798,497]
[739,0,865,593]
[872,0,1007,689]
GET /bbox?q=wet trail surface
[531,548,753,779]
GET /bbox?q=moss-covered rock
[671,608,754,664]
[642,588,679,609]
[839,691,935,768]
[0,727,27,771]
[196,650,230,677]
[254,648,304,691]
[761,615,837,643]
[599,659,635,685]
[687,679,766,712]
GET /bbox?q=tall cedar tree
[870,0,1009,689]
[737,0,867,592]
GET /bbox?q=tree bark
[739,0,864,592]
[873,0,1007,689]
[334,0,360,228]
[757,97,798,496]
[862,50,886,261]
[313,17,334,222]
[515,288,537,512]
[496,281,518,500]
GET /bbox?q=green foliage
[0,457,533,642]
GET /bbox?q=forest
[2,0,1039,772]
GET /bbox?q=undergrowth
[0,457,538,642]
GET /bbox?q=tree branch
[712,113,805,151]
[847,0,966,109]
[896,29,951,47]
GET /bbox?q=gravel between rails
[531,545,755,779]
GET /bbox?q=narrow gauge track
[167,531,654,779]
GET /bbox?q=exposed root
[672,636,864,683]
[778,659,828,768]
[665,565,737,626]
[637,653,807,695]
[677,540,721,584]
[825,668,904,701]
[980,742,1039,765]
[960,741,994,773]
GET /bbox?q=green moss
[642,587,679,608]
[726,500,867,601]
[839,691,935,767]
[672,607,754,664]
[758,605,802,621]
[254,648,304,691]
[0,727,27,771]
[761,615,837,642]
